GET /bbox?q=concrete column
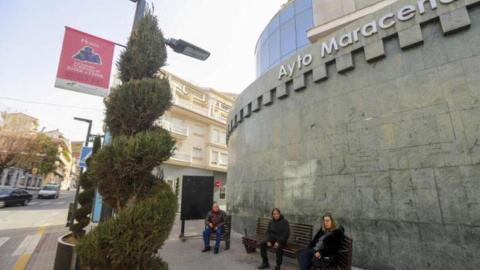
[1,169,8,186]
[11,169,19,188]
[17,171,25,188]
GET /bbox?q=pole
[69,120,92,228]
[132,0,146,32]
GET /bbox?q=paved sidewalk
[25,214,366,270]
[159,215,366,270]
[26,225,70,270]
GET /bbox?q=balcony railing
[214,115,228,124]
[170,151,191,163]
[174,98,209,116]
[157,120,189,136]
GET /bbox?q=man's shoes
[275,266,281,270]
[214,247,219,254]
[201,246,211,252]
[257,261,270,269]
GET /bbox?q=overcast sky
[0,0,286,142]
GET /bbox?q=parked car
[38,184,60,199]
[0,186,33,208]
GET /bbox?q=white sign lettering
[321,0,455,57]
[278,54,313,80]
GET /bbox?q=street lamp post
[68,117,92,227]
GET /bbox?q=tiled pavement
[16,214,366,270]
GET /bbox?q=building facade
[42,130,73,189]
[227,0,480,269]
[157,70,236,208]
[0,112,45,188]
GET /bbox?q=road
[0,189,75,270]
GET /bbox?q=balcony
[214,115,228,124]
[170,151,191,163]
[157,120,189,137]
[174,98,209,116]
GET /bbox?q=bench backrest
[336,235,353,269]
[224,215,232,234]
[255,217,313,246]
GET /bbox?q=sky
[0,0,286,142]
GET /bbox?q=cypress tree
[77,9,177,269]
[70,136,101,239]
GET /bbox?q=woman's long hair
[271,208,282,219]
[322,213,339,232]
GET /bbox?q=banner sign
[79,146,92,168]
[55,27,115,97]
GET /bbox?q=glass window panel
[297,44,310,54]
[281,50,297,62]
[269,59,281,70]
[269,29,281,67]
[260,41,269,75]
[280,4,295,25]
[295,0,311,14]
[211,151,219,164]
[256,50,262,78]
[280,19,296,57]
[260,28,268,46]
[296,9,313,48]
[268,15,279,36]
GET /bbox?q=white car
[38,184,60,199]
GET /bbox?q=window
[212,129,220,143]
[192,147,203,159]
[194,124,204,135]
[211,151,219,165]
[171,117,183,126]
[220,131,226,144]
[219,187,226,199]
[220,153,228,166]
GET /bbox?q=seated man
[201,203,227,254]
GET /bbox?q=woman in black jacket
[298,213,344,270]
[258,208,290,270]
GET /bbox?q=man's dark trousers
[260,239,285,266]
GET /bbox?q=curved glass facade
[255,0,313,77]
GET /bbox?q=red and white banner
[55,27,115,97]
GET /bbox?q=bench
[208,215,231,250]
[242,217,313,259]
[313,235,353,270]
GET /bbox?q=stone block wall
[227,1,480,269]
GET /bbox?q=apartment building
[156,70,236,207]
[0,112,44,188]
[42,129,73,189]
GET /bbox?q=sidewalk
[26,214,365,270]
[159,214,366,270]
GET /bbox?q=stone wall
[227,0,480,269]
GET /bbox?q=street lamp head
[165,38,210,61]
[129,0,139,2]
[73,117,92,123]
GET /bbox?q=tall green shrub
[70,137,101,239]
[76,9,177,270]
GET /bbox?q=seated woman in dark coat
[258,208,290,270]
[298,213,344,270]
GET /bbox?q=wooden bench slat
[245,217,353,270]
[208,215,232,250]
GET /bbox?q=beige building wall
[157,70,236,206]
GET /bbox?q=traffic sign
[79,146,92,168]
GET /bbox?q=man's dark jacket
[265,215,290,245]
[204,209,227,229]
